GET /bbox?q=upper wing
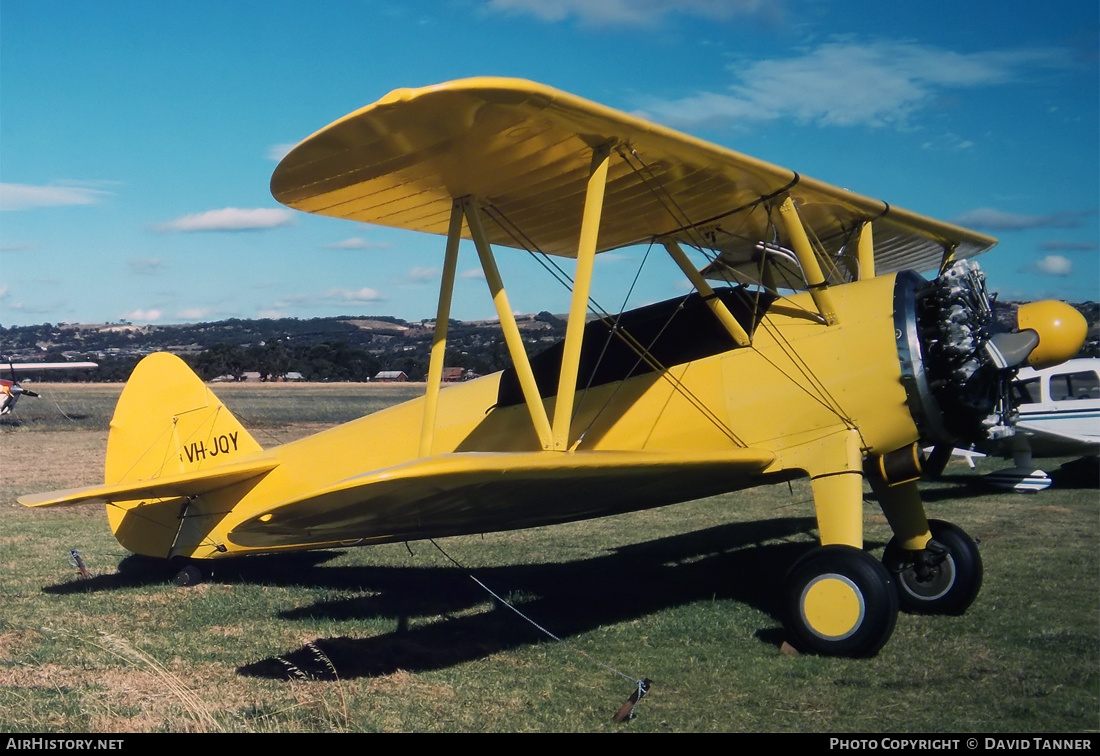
[271,77,996,279]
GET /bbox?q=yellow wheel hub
[801,574,865,639]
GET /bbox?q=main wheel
[784,545,899,657]
[882,519,982,615]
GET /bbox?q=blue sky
[1,0,1097,327]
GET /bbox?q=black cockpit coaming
[497,286,773,407]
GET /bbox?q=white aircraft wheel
[882,519,982,615]
[784,545,899,657]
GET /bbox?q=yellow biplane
[21,78,1087,657]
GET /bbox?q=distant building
[441,366,465,382]
[374,370,409,382]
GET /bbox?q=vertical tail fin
[106,352,262,485]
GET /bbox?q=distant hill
[0,313,567,382]
[1,301,1094,382]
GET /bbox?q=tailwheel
[169,559,206,588]
[784,545,899,657]
[882,519,982,615]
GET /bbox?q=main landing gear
[784,545,898,658]
[882,519,983,615]
[783,519,982,657]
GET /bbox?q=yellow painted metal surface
[663,240,751,346]
[1017,300,1089,369]
[552,143,611,451]
[778,196,839,324]
[802,576,863,639]
[419,201,463,457]
[872,479,932,551]
[271,78,996,279]
[464,200,553,449]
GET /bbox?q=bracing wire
[427,539,648,691]
[613,149,857,428]
[479,203,749,446]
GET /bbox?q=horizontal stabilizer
[19,458,279,508]
[229,448,775,548]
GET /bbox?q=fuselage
[105,272,922,560]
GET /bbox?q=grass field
[1,383,1097,733]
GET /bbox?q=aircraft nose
[1016,300,1087,369]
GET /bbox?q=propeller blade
[984,330,1040,370]
[923,445,954,478]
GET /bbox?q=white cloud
[176,308,219,320]
[952,208,1089,231]
[487,0,780,27]
[156,207,294,232]
[595,252,630,264]
[328,287,384,302]
[408,266,440,283]
[4,300,53,314]
[267,143,296,161]
[1040,240,1099,252]
[323,237,391,250]
[459,268,486,280]
[273,287,386,309]
[639,41,1064,130]
[0,285,8,299]
[122,309,163,322]
[128,257,166,275]
[1034,255,1073,276]
[0,182,112,211]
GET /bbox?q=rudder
[106,352,263,486]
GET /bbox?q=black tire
[882,519,982,615]
[784,545,899,657]
[171,563,204,588]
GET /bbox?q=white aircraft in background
[1,360,99,416]
[981,357,1099,491]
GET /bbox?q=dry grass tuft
[89,632,226,732]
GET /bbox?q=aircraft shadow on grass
[44,516,851,679]
[236,516,838,681]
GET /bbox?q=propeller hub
[1016,300,1087,369]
